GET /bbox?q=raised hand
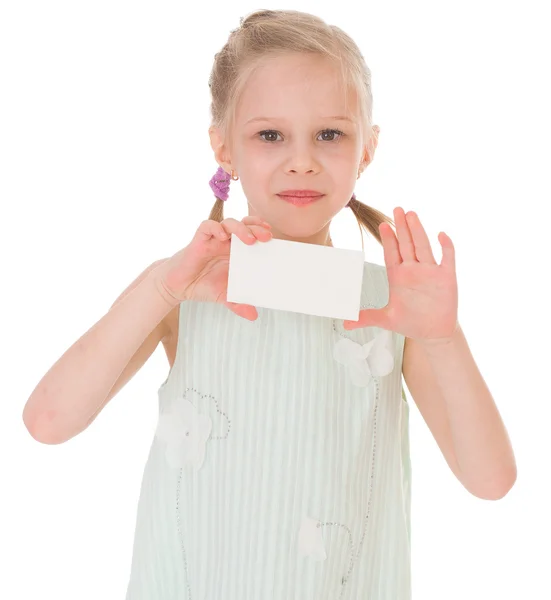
[344,207,459,344]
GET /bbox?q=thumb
[217,289,258,321]
[224,300,258,322]
[343,307,388,330]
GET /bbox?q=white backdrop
[1,1,549,598]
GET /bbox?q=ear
[359,125,380,174]
[209,126,233,173]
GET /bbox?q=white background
[2,1,550,598]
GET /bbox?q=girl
[23,9,516,599]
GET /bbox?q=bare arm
[22,259,177,445]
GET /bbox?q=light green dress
[125,260,412,599]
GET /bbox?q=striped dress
[125,260,412,599]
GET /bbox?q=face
[210,53,378,246]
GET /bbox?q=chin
[278,225,329,241]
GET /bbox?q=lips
[278,190,324,197]
[278,195,324,207]
[277,190,325,207]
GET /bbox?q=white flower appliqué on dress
[333,328,395,386]
[298,516,327,561]
[155,398,212,470]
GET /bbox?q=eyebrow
[245,115,355,124]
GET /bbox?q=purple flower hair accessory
[209,166,231,201]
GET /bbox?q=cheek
[238,173,269,204]
[239,152,273,182]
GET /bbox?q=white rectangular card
[226,234,365,320]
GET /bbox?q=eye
[318,129,345,142]
[257,129,345,143]
[258,130,281,142]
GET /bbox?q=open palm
[344,207,459,344]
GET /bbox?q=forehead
[236,53,358,123]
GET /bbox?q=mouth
[277,191,325,206]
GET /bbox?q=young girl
[23,9,516,599]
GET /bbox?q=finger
[196,220,229,242]
[406,211,437,264]
[438,231,455,270]
[217,289,259,321]
[248,224,273,241]
[207,221,230,241]
[220,218,257,244]
[379,221,402,267]
[344,307,389,330]
[224,300,258,321]
[242,215,272,228]
[221,219,272,244]
[222,224,272,242]
[394,206,416,262]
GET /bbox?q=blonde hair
[207,9,395,250]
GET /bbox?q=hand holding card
[153,216,273,321]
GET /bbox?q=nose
[285,140,321,174]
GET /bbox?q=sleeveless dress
[125,260,412,600]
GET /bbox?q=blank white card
[226,234,365,321]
